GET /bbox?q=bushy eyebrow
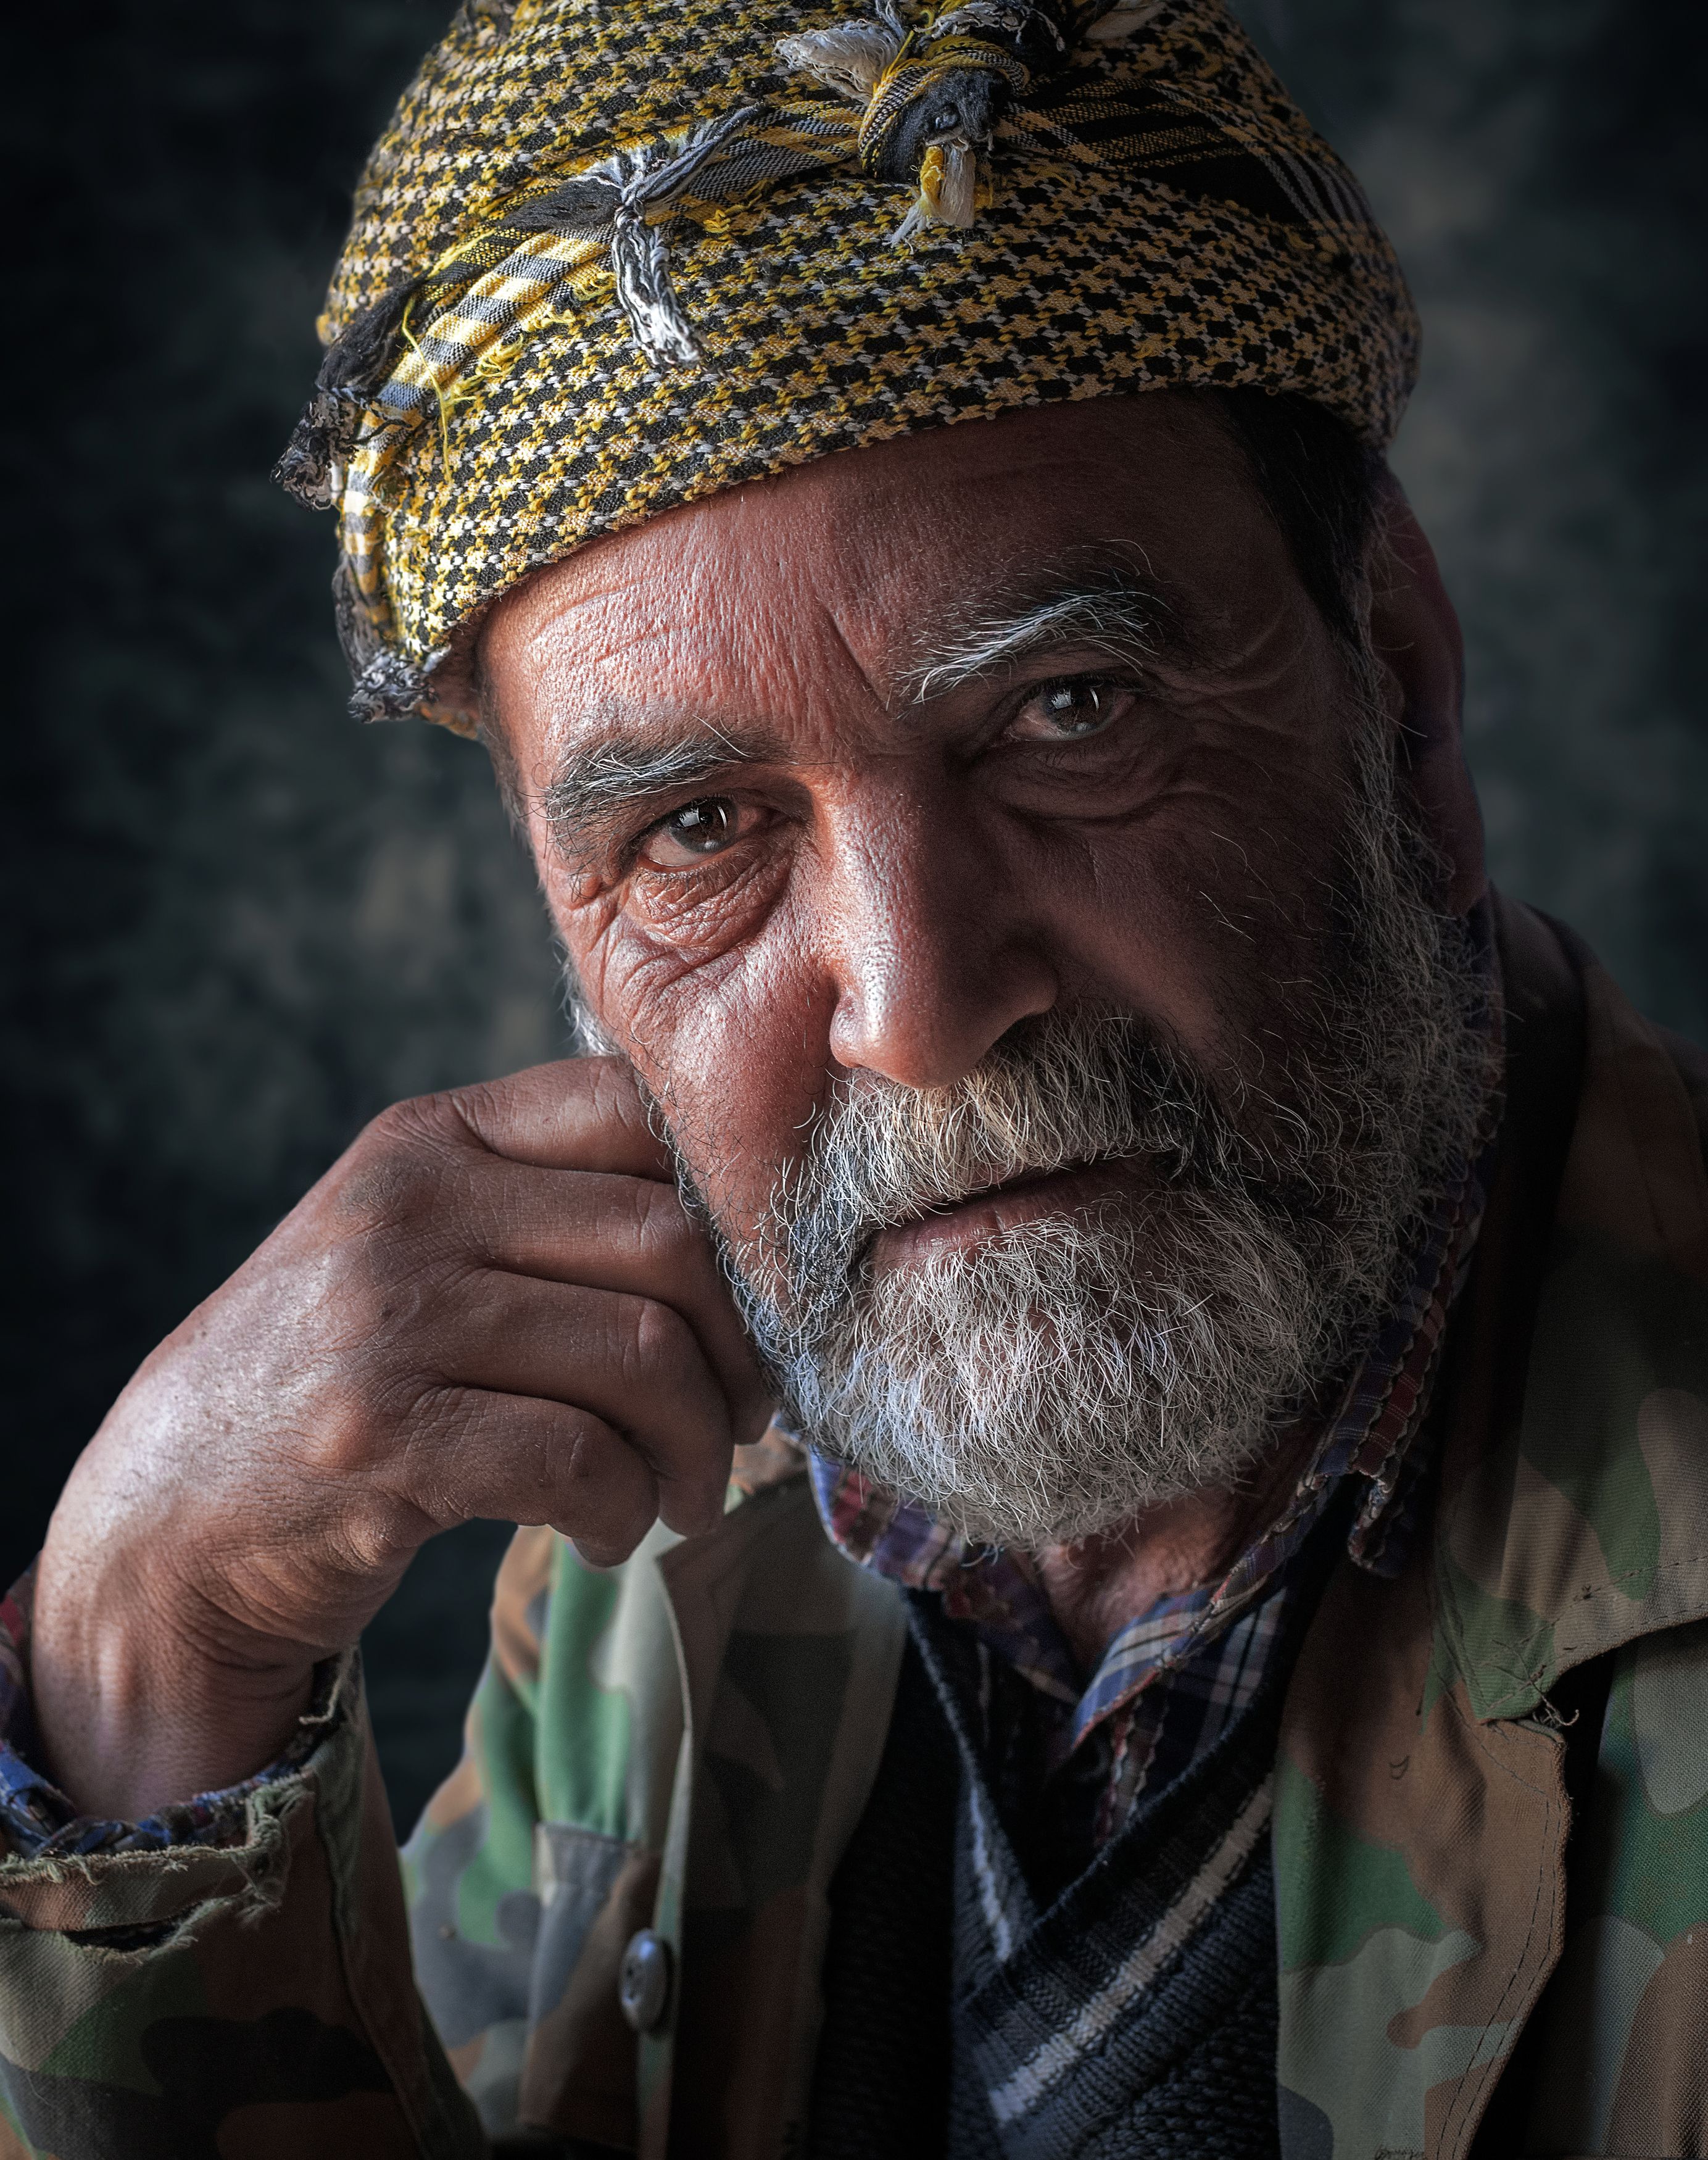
[541,724,782,861]
[907,576,1175,705]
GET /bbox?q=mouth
[871,1160,1140,1271]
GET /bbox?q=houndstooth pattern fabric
[303,0,1418,726]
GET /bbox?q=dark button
[618,1928,673,2034]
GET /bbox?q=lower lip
[871,1163,1137,1269]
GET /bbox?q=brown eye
[1009,679,1119,742]
[639,795,744,868]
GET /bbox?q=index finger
[438,1056,671,1179]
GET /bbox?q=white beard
[770,1193,1336,1550]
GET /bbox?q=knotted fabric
[281,0,1417,729]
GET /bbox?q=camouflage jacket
[2,893,1706,2160]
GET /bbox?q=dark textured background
[6,0,1704,1835]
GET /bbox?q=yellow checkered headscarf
[281,0,1417,730]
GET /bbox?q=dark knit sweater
[808,1539,1338,2159]
[927,1593,1283,2160]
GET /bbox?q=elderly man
[2,0,1706,2155]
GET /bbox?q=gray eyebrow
[907,578,1174,706]
[541,724,776,858]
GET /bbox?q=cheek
[1054,751,1350,1078]
[654,952,837,1241]
[558,883,833,1238]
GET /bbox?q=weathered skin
[2,901,1706,2160]
[24,393,1477,1828]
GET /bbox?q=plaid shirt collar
[810,922,1504,1754]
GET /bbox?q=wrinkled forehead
[481,395,1274,724]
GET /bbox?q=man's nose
[817,778,1058,1090]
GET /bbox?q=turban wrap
[280,0,1417,730]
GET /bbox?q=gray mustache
[761,1011,1258,1300]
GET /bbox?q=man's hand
[30,1058,771,1822]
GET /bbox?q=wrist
[29,1548,318,1823]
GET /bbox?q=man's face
[482,394,1488,1545]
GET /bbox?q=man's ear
[1367,479,1487,916]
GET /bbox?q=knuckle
[378,1371,472,1448]
[324,1345,422,1439]
[323,1490,420,1579]
[325,1253,447,1379]
[280,1400,384,1503]
[335,1112,450,1232]
[305,1360,462,1499]
[589,1057,656,1140]
[437,1076,505,1145]
[363,1383,493,1532]
[623,1295,699,1397]
[632,1179,699,1260]
[555,1418,652,1524]
[368,1090,459,1154]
